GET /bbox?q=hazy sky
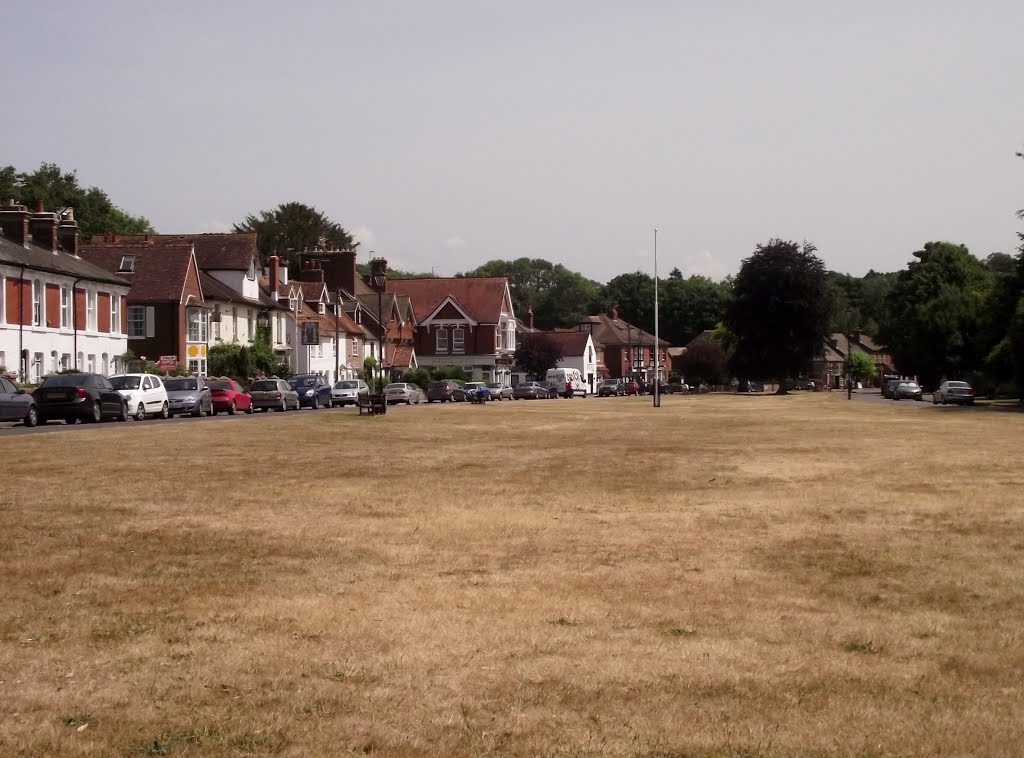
[7,1,1023,282]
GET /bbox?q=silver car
[933,380,975,406]
[383,382,422,405]
[249,378,300,412]
[331,379,369,407]
[487,382,513,400]
[892,380,923,401]
[164,376,214,417]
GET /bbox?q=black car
[0,375,38,427]
[289,374,333,409]
[34,372,129,424]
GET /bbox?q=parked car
[793,378,818,391]
[892,380,923,401]
[208,378,253,415]
[34,372,129,424]
[737,380,764,393]
[487,382,513,400]
[622,379,640,396]
[289,374,332,409]
[384,382,423,405]
[109,373,170,420]
[331,379,369,407]
[164,376,214,417]
[463,381,491,402]
[598,379,625,397]
[513,381,551,400]
[249,378,300,412]
[882,378,901,399]
[427,380,465,403]
[933,380,975,406]
[0,375,38,427]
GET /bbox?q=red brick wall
[45,284,60,328]
[98,293,111,332]
[121,296,128,334]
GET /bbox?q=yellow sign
[187,344,199,357]
[200,344,207,357]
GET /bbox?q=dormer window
[289,295,299,312]
[318,303,326,315]
[118,255,135,273]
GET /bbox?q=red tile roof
[79,244,199,302]
[530,330,592,356]
[90,233,257,272]
[387,277,509,323]
[385,344,416,369]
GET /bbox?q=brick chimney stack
[338,248,357,295]
[608,303,620,320]
[57,209,80,257]
[29,209,59,252]
[0,199,30,245]
[269,255,280,300]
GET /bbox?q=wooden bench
[357,394,388,416]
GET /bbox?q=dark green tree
[599,272,656,333]
[0,162,153,241]
[879,242,992,388]
[514,334,565,380]
[233,202,357,275]
[659,275,731,346]
[726,239,833,391]
[678,337,727,385]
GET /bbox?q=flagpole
[653,228,661,408]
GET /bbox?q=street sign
[157,355,178,371]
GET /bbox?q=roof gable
[387,277,509,323]
[79,243,199,302]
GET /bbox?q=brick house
[386,277,516,383]
[1,202,130,382]
[580,305,671,383]
[812,332,895,389]
[79,242,210,374]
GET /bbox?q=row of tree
[5,161,1022,397]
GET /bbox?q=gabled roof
[0,236,130,288]
[387,277,511,323]
[423,295,477,325]
[590,313,670,348]
[530,330,593,356]
[92,233,258,272]
[385,344,416,370]
[199,272,264,307]
[79,243,200,302]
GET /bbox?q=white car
[933,380,975,406]
[331,379,369,407]
[109,373,170,420]
[383,383,422,405]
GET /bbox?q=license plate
[47,391,66,400]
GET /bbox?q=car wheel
[312,396,319,410]
[245,403,254,414]
[24,405,38,428]
[279,399,287,412]
[88,401,102,423]
[118,402,129,422]
[933,396,938,404]
[228,401,237,416]
[65,417,77,425]
[135,403,146,421]
[160,402,169,419]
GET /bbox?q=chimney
[527,305,534,330]
[0,200,30,245]
[29,210,59,252]
[269,255,280,301]
[339,248,357,296]
[300,263,325,283]
[58,208,80,256]
[608,303,620,320]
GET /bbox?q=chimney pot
[34,200,44,213]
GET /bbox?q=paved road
[847,389,1016,413]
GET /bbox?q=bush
[209,341,290,381]
[401,368,431,390]
[429,366,469,383]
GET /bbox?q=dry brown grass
[1,394,1023,757]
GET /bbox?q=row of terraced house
[1,200,672,389]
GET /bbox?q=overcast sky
[7,1,1023,281]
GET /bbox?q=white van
[545,367,587,398]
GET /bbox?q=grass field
[2,394,1023,757]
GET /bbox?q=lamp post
[653,227,661,408]
[334,288,342,384]
[370,258,388,393]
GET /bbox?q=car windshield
[290,377,317,388]
[948,382,970,388]
[900,382,919,388]
[430,382,449,390]
[207,380,232,390]
[487,383,501,389]
[601,381,618,386]
[40,374,89,388]
[165,378,198,391]
[335,381,359,389]
[250,380,278,391]
[109,376,141,390]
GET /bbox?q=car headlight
[184,395,197,403]
[304,389,314,397]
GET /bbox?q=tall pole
[293,291,300,374]
[334,290,341,384]
[847,310,853,401]
[653,228,661,408]
[378,289,383,391]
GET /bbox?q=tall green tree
[600,272,656,332]
[678,337,727,385]
[659,275,731,347]
[879,242,992,388]
[514,334,565,380]
[0,162,153,241]
[726,239,833,391]
[233,202,357,274]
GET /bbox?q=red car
[623,380,640,396]
[208,378,254,415]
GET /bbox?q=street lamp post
[370,258,388,394]
[653,228,661,408]
[847,309,852,401]
[334,288,342,384]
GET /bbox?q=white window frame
[436,328,448,353]
[86,290,97,331]
[32,279,43,327]
[452,327,465,353]
[60,286,70,329]
[351,337,359,357]
[187,307,208,343]
[496,329,503,351]
[110,293,121,334]
[127,305,146,338]
[0,274,5,325]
